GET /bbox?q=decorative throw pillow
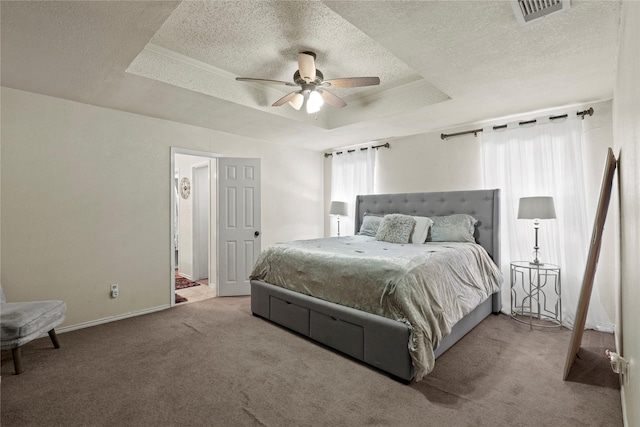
[410,216,434,244]
[358,213,383,237]
[375,214,416,244]
[428,214,478,243]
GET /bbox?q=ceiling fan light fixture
[306,90,324,113]
[288,92,304,110]
[236,51,380,113]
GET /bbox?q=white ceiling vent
[511,0,570,25]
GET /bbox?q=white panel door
[217,158,261,296]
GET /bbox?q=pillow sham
[410,216,434,244]
[357,213,383,237]
[375,214,416,244]
[428,214,478,243]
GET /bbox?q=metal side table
[510,261,561,329]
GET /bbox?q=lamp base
[530,228,544,266]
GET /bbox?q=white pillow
[410,216,434,244]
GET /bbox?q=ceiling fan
[236,51,380,114]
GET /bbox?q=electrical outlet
[110,284,119,298]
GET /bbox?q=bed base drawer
[310,311,364,360]
[252,280,415,381]
[269,296,310,336]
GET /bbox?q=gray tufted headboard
[354,189,500,267]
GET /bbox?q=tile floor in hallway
[175,278,216,304]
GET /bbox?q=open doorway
[171,148,219,306]
[171,148,261,304]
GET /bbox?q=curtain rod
[324,142,390,158]
[440,107,594,140]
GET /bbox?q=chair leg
[8,330,61,375]
[12,347,24,375]
[48,329,60,349]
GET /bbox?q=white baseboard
[55,304,171,334]
[594,321,616,334]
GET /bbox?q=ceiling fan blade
[272,91,299,107]
[236,77,297,86]
[324,77,380,88]
[320,90,347,109]
[298,52,316,83]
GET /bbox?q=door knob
[254,231,261,237]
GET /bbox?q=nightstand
[510,261,562,329]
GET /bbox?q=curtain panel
[330,148,376,236]
[482,117,612,331]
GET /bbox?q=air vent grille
[511,0,570,25]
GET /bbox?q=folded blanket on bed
[249,235,503,380]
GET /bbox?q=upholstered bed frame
[251,189,501,381]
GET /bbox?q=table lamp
[329,201,348,236]
[517,196,556,265]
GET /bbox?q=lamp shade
[288,92,304,110]
[329,201,348,216]
[517,196,556,219]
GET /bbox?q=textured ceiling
[126,1,449,129]
[0,1,622,151]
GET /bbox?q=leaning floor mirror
[563,147,617,380]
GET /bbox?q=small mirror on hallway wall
[563,147,617,380]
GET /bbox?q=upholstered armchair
[0,285,67,374]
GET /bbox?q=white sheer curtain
[482,116,612,331]
[330,148,376,236]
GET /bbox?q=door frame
[170,147,220,307]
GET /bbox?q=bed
[250,189,502,381]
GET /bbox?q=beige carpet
[1,296,622,426]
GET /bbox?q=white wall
[0,87,324,328]
[175,154,197,278]
[613,2,640,425]
[375,131,484,194]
